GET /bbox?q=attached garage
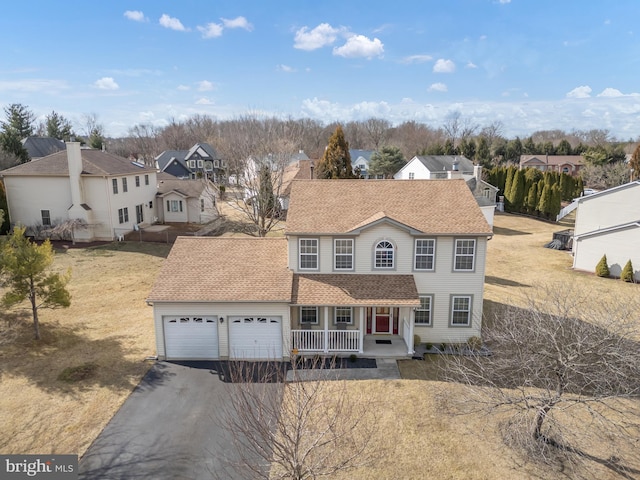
[229,316,283,359]
[164,316,219,360]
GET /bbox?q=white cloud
[159,14,187,31]
[94,77,119,90]
[466,61,478,69]
[195,97,213,105]
[428,82,448,92]
[566,85,592,98]
[294,23,341,50]
[277,64,296,73]
[0,79,68,92]
[177,85,190,91]
[197,80,215,92]
[124,10,147,22]
[333,35,384,59]
[498,0,511,3]
[433,59,456,73]
[222,16,253,31]
[597,87,623,97]
[401,54,432,64]
[197,23,223,38]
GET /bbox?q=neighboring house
[394,156,498,226]
[155,143,225,182]
[279,159,315,212]
[1,142,157,242]
[156,173,218,224]
[147,179,492,361]
[572,181,640,281]
[350,149,380,179]
[21,137,66,160]
[519,154,585,176]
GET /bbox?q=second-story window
[299,239,318,270]
[375,240,394,269]
[144,174,149,185]
[122,177,128,193]
[415,239,435,270]
[112,178,118,194]
[334,239,353,270]
[135,176,140,187]
[454,239,476,271]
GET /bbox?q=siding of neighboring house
[573,225,640,280]
[3,176,71,229]
[394,159,431,179]
[573,185,640,237]
[152,302,291,359]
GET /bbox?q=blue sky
[1,1,639,139]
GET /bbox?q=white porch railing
[291,330,360,353]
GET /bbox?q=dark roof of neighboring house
[147,237,292,303]
[286,179,492,235]
[0,149,156,176]
[156,143,221,171]
[21,137,66,159]
[520,155,585,166]
[414,155,474,173]
[290,151,310,162]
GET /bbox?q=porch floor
[362,335,411,358]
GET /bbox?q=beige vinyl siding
[573,227,640,281]
[3,176,72,229]
[291,305,364,330]
[153,302,290,360]
[574,185,640,236]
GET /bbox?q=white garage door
[229,316,283,359]
[164,316,219,359]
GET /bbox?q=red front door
[374,307,391,334]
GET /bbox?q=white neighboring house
[572,181,640,281]
[156,173,218,224]
[1,142,157,242]
[394,155,498,226]
[147,179,492,361]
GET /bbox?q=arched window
[375,240,394,268]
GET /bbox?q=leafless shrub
[442,283,640,477]
[217,358,377,480]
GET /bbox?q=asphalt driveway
[79,361,283,480]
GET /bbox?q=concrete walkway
[286,358,400,382]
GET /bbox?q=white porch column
[408,308,415,355]
[358,307,364,354]
[323,306,329,353]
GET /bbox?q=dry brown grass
[0,242,171,456]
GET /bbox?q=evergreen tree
[556,139,573,156]
[504,167,516,211]
[537,183,552,219]
[369,145,406,178]
[525,181,538,214]
[620,260,634,282]
[550,184,562,218]
[0,226,71,340]
[595,255,610,278]
[443,138,457,155]
[575,177,584,198]
[316,125,356,179]
[510,168,526,212]
[476,136,491,165]
[45,111,74,141]
[523,137,536,154]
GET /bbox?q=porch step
[287,358,400,382]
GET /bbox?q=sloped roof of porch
[291,274,420,306]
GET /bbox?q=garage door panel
[164,317,218,359]
[229,316,283,359]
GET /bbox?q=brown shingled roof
[292,274,420,306]
[147,237,292,303]
[1,149,156,176]
[281,159,315,197]
[285,179,491,235]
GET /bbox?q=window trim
[122,177,128,193]
[188,159,196,168]
[334,306,353,325]
[453,238,476,272]
[167,200,183,213]
[300,306,318,325]
[112,178,118,194]
[41,209,51,227]
[135,176,140,187]
[118,207,129,224]
[414,295,433,326]
[414,238,436,271]
[144,174,149,186]
[449,294,473,327]
[333,238,354,271]
[299,238,319,271]
[374,239,395,270]
[197,159,204,168]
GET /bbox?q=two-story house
[147,179,492,361]
[155,143,225,182]
[1,142,158,242]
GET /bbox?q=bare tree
[218,359,377,480]
[580,162,630,190]
[480,121,505,148]
[442,111,462,145]
[364,118,391,150]
[442,284,640,476]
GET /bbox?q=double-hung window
[335,307,352,324]
[334,239,353,270]
[415,296,432,325]
[454,239,476,271]
[41,210,51,226]
[112,178,118,194]
[451,295,472,326]
[375,240,394,269]
[415,239,435,270]
[118,207,129,224]
[122,177,128,193]
[135,176,140,187]
[144,174,149,186]
[300,306,318,324]
[299,239,318,270]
